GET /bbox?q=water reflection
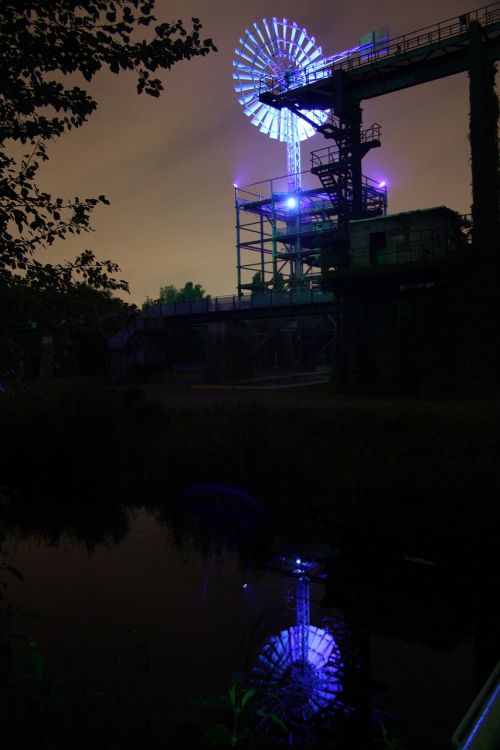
[1,483,490,749]
[5,501,130,554]
[150,482,272,568]
[250,557,345,740]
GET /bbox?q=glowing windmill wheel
[233,18,328,185]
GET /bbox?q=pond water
[2,494,482,749]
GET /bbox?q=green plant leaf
[241,687,255,707]
[228,681,238,708]
[256,709,287,732]
[269,712,287,731]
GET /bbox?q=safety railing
[311,130,381,169]
[260,2,500,94]
[143,289,336,319]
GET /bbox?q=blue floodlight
[287,196,298,209]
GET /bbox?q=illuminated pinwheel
[233,18,329,188]
[251,567,342,725]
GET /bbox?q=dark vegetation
[1,380,498,515]
[0,1,216,369]
[143,281,210,308]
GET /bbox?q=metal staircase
[310,123,385,223]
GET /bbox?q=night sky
[36,0,497,305]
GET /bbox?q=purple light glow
[287,196,298,209]
[379,180,386,188]
[253,625,342,718]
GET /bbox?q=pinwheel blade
[233,18,329,145]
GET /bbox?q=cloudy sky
[36,0,495,305]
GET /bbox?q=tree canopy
[0,2,216,362]
[144,281,208,307]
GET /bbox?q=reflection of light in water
[252,562,342,723]
[253,624,342,720]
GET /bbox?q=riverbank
[1,375,499,543]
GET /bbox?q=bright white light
[287,196,298,209]
[233,183,238,188]
[295,557,302,565]
[379,181,386,188]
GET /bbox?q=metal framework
[234,15,391,289]
[256,2,500,284]
[235,162,387,293]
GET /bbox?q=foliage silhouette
[192,679,287,747]
[0,2,217,359]
[144,281,209,307]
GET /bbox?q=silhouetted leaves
[0,2,217,354]
[144,281,209,307]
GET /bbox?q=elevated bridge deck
[140,290,337,327]
[259,2,500,108]
[110,291,338,349]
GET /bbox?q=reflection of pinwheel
[253,625,342,722]
[233,18,328,187]
[251,566,342,725]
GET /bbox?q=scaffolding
[235,154,387,293]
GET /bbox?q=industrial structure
[233,16,388,289]
[111,2,500,394]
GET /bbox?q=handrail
[143,289,337,320]
[259,2,500,94]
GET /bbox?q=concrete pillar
[205,321,253,383]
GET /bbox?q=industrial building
[111,2,500,395]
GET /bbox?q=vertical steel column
[286,111,302,282]
[350,106,364,220]
[286,110,301,191]
[260,212,265,282]
[271,191,278,287]
[235,189,242,294]
[468,20,499,255]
